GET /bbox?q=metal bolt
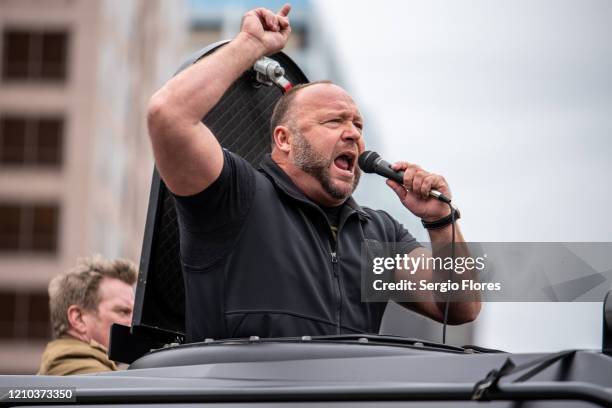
[273,66,284,77]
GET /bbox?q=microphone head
[358,151,380,173]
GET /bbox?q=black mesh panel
[134,45,309,342]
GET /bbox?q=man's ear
[67,305,88,335]
[273,126,292,153]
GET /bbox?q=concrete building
[0,0,187,374]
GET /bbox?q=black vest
[179,154,417,342]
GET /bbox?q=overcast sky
[312,0,612,351]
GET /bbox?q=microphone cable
[442,201,457,344]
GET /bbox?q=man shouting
[147,4,480,342]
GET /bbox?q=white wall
[314,0,612,351]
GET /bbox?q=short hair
[48,255,138,339]
[269,80,334,145]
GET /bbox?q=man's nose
[341,123,362,142]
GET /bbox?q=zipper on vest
[333,214,353,335]
[328,211,357,336]
[330,249,341,334]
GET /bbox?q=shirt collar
[258,154,370,220]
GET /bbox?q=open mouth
[333,151,356,174]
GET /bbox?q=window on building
[0,203,59,253]
[2,29,68,81]
[0,115,64,166]
[26,292,51,339]
[0,290,50,340]
[0,291,17,339]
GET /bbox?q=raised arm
[147,5,291,196]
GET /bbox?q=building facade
[0,0,187,374]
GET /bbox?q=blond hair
[48,255,138,339]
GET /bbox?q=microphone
[358,151,452,204]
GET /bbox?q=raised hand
[240,4,291,56]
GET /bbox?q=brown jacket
[37,336,117,375]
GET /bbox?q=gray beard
[292,130,361,201]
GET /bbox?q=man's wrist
[421,209,452,223]
[421,208,461,230]
[234,32,267,61]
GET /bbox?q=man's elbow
[450,301,481,325]
[147,90,173,139]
